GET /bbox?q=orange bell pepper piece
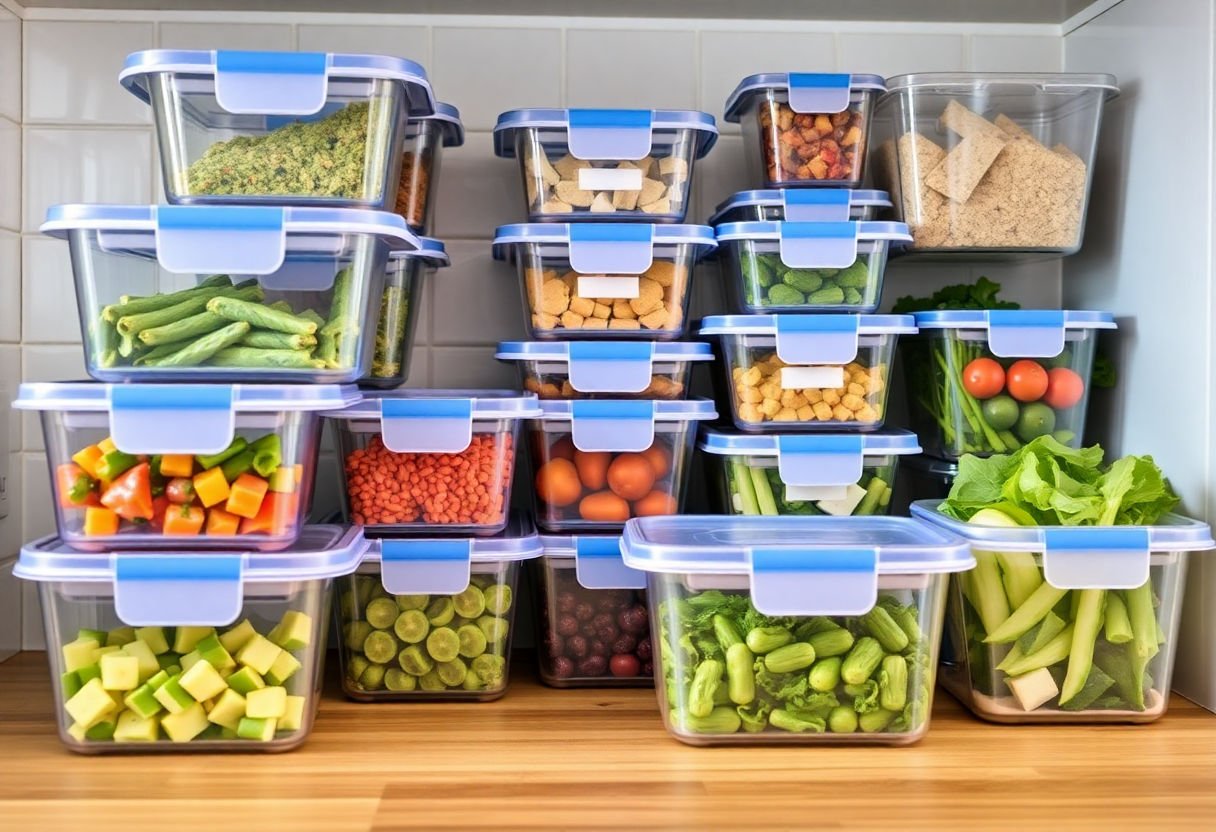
[56,462,101,509]
[163,504,205,536]
[71,445,105,480]
[159,454,195,479]
[99,462,154,522]
[83,506,120,537]
[239,491,300,537]
[205,507,241,537]
[225,473,268,519]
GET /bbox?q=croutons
[728,351,886,426]
[522,147,688,217]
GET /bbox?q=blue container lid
[539,533,645,591]
[724,72,886,123]
[493,108,718,160]
[414,101,465,146]
[497,341,710,396]
[493,223,716,273]
[700,314,915,366]
[700,429,920,490]
[708,189,892,225]
[390,236,449,265]
[537,398,716,453]
[716,220,910,243]
[913,310,1117,359]
[715,220,911,270]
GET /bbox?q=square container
[336,514,541,701]
[716,220,910,313]
[121,49,436,208]
[494,108,718,223]
[904,310,1116,458]
[44,204,418,383]
[496,341,712,400]
[912,501,1216,723]
[708,189,892,225]
[364,238,448,388]
[533,534,652,687]
[725,73,885,189]
[395,102,463,233]
[700,428,920,517]
[620,514,972,745]
[493,224,716,340]
[327,390,541,535]
[872,73,1119,255]
[14,382,358,552]
[528,398,716,532]
[888,455,957,517]
[17,525,366,753]
[699,314,916,431]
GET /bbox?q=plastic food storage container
[496,341,712,400]
[493,224,716,339]
[494,108,718,223]
[708,189,892,225]
[699,314,916,431]
[327,390,540,535]
[395,102,463,233]
[120,49,436,208]
[912,501,1215,724]
[533,534,652,687]
[15,382,357,552]
[871,73,1119,255]
[44,204,418,383]
[903,310,1115,458]
[888,455,957,517]
[701,428,920,518]
[620,514,972,745]
[17,524,366,753]
[364,238,448,388]
[715,220,911,313]
[528,398,715,532]
[336,514,541,701]
[725,73,885,189]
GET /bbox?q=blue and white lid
[390,236,449,266]
[16,526,368,626]
[412,101,464,146]
[540,534,645,591]
[708,189,892,225]
[699,314,916,366]
[715,220,911,270]
[912,310,1117,358]
[120,49,436,117]
[13,382,359,456]
[495,341,711,395]
[493,223,716,274]
[493,108,718,160]
[620,515,972,616]
[536,398,716,453]
[725,73,886,122]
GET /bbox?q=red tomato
[165,477,197,505]
[147,496,171,532]
[1044,367,1085,409]
[1006,360,1049,402]
[962,358,1005,399]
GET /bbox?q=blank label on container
[579,167,643,192]
[785,484,847,502]
[780,366,845,390]
[578,275,640,299]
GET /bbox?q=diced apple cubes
[236,717,277,742]
[113,710,159,743]
[172,626,215,655]
[153,675,195,715]
[99,654,140,691]
[1007,667,1060,711]
[121,638,160,683]
[64,678,117,727]
[134,626,170,655]
[62,637,101,673]
[219,619,258,654]
[245,686,287,719]
[268,611,312,651]
[265,651,301,686]
[179,660,229,702]
[161,703,210,743]
[227,666,266,696]
[279,696,306,733]
[207,689,247,731]
[236,633,283,675]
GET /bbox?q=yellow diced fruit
[278,695,306,732]
[173,626,215,655]
[71,445,105,479]
[64,678,117,727]
[193,467,231,508]
[268,467,296,494]
[245,686,288,720]
[179,659,229,702]
[92,645,122,661]
[207,689,247,731]
[62,638,101,673]
[265,651,301,686]
[100,654,140,691]
[268,610,312,651]
[97,437,117,455]
[161,702,210,742]
[121,638,160,683]
[105,626,136,647]
[159,454,194,479]
[237,716,278,742]
[180,650,203,673]
[218,619,258,655]
[236,633,283,675]
[113,710,160,743]
[134,626,170,655]
[67,721,89,743]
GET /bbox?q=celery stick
[196,437,247,471]
[1016,611,1067,656]
[854,477,888,517]
[1094,642,1145,711]
[1001,625,1075,677]
[749,467,779,516]
[985,582,1069,644]
[1059,589,1105,705]
[1104,593,1134,645]
[1126,582,1160,660]
[731,461,760,516]
[996,551,1043,609]
[995,643,1024,673]
[970,551,1012,637]
[1060,664,1114,711]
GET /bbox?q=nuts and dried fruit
[758,103,865,184]
[732,356,885,426]
[525,261,688,335]
[522,150,688,217]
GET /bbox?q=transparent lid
[492,223,716,272]
[493,108,718,160]
[417,101,465,146]
[715,220,910,270]
[540,533,646,591]
[725,72,886,122]
[708,189,891,225]
[883,72,1120,100]
[389,236,449,266]
[699,314,915,366]
[537,398,716,452]
[913,310,1116,358]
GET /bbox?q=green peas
[457,624,488,658]
[426,627,460,663]
[426,597,455,627]
[365,598,399,629]
[362,630,399,664]
[452,586,486,619]
[483,584,512,615]
[398,645,434,676]
[395,594,429,611]
[394,610,429,644]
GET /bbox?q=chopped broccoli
[833,260,871,288]
[766,283,806,306]
[781,268,823,294]
[807,285,845,305]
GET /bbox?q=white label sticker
[786,485,848,502]
[579,167,644,192]
[780,366,846,390]
[578,275,640,299]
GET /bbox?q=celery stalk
[984,582,1069,644]
[854,477,889,516]
[1001,625,1075,677]
[1059,589,1105,705]
[749,467,779,516]
[731,461,760,516]
[1104,593,1134,645]
[1126,582,1160,660]
[996,551,1044,609]
[970,551,1012,637]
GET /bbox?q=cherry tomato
[962,358,1005,399]
[1043,367,1085,410]
[1006,360,1049,402]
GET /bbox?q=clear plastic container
[888,455,957,517]
[716,220,910,313]
[725,73,885,189]
[528,398,715,532]
[533,534,652,687]
[494,108,718,223]
[699,314,916,431]
[43,204,418,383]
[120,49,436,208]
[395,102,463,233]
[619,514,972,745]
[364,238,448,388]
[700,428,920,518]
[326,390,541,535]
[912,501,1216,724]
[16,525,366,753]
[496,341,712,400]
[336,514,541,701]
[493,223,716,340]
[708,189,892,225]
[903,310,1116,459]
[871,73,1119,255]
[14,382,358,552]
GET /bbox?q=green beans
[207,296,317,336]
[240,331,317,351]
[209,347,325,369]
[142,321,250,367]
[102,274,232,323]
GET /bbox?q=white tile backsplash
[21,451,53,541]
[0,345,20,454]
[970,35,1062,72]
[158,22,293,51]
[431,345,518,389]
[0,10,19,123]
[21,344,88,453]
[297,24,430,64]
[21,236,79,346]
[24,21,152,125]
[431,240,527,347]
[0,230,19,342]
[566,29,698,110]
[692,133,751,221]
[432,136,522,237]
[0,116,19,232]
[838,33,966,77]
[23,128,152,232]
[431,27,562,131]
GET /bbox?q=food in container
[365,238,448,388]
[708,188,892,225]
[496,341,712,400]
[396,102,463,232]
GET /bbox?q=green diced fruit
[426,627,460,663]
[452,586,486,619]
[172,626,216,655]
[365,598,400,630]
[61,671,82,700]
[153,675,196,715]
[426,597,455,627]
[457,625,488,659]
[227,666,266,696]
[156,653,182,671]
[268,610,313,651]
[63,637,101,673]
[161,702,210,743]
[146,670,170,690]
[195,633,236,674]
[134,626,170,655]
[483,584,512,616]
[219,619,259,654]
[279,695,306,732]
[418,670,447,691]
[179,650,203,673]
[77,663,102,685]
[121,638,161,683]
[100,654,140,691]
[394,610,429,644]
[360,663,387,691]
[398,645,433,676]
[65,678,117,727]
[207,689,247,731]
[384,669,417,692]
[113,710,160,743]
[179,659,229,702]
[395,594,429,611]
[362,630,399,664]
[105,626,137,647]
[236,633,283,675]
[236,716,278,742]
[265,651,301,686]
[123,683,164,719]
[77,629,107,646]
[245,686,288,719]
[84,712,118,741]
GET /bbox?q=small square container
[528,398,716,532]
[715,220,911,313]
[336,514,541,701]
[364,238,448,388]
[44,204,418,383]
[699,314,916,431]
[14,382,358,552]
[904,310,1116,458]
[912,501,1216,724]
[708,189,892,225]
[493,223,716,340]
[533,534,652,688]
[872,73,1119,255]
[700,428,920,517]
[620,514,973,745]
[326,390,541,535]
[494,108,718,223]
[17,524,367,753]
[888,455,957,516]
[121,49,436,208]
[725,73,885,189]
[395,102,464,233]
[496,341,712,400]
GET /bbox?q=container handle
[115,555,244,626]
[109,385,235,455]
[778,221,860,269]
[567,342,655,394]
[380,398,473,454]
[749,546,878,616]
[1042,528,1151,590]
[155,205,287,275]
[574,537,646,590]
[567,109,654,160]
[568,224,655,274]
[774,314,859,365]
[380,539,473,596]
[775,434,865,487]
[783,189,852,222]
[787,72,852,115]
[569,400,656,452]
[214,50,329,116]
[987,310,1067,358]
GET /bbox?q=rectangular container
[699,314,916,431]
[44,204,418,383]
[336,514,541,701]
[496,341,712,400]
[494,108,718,223]
[708,189,892,225]
[395,102,463,233]
[327,390,540,535]
[872,73,1119,255]
[493,224,716,340]
[364,238,448,388]
[912,501,1216,723]
[121,49,436,208]
[15,382,357,552]
[725,73,885,189]
[528,398,715,532]
[903,310,1116,458]
[888,455,957,517]
[16,525,366,753]
[701,428,920,517]
[716,220,910,313]
[620,514,972,745]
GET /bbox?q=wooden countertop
[2,651,1215,831]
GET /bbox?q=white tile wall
[0,230,19,341]
[838,32,967,77]
[23,22,152,124]
[158,22,293,51]
[20,236,78,345]
[23,127,152,231]
[566,29,698,109]
[1,5,19,647]
[297,23,430,62]
[0,116,19,232]
[0,10,19,123]
[971,35,1061,71]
